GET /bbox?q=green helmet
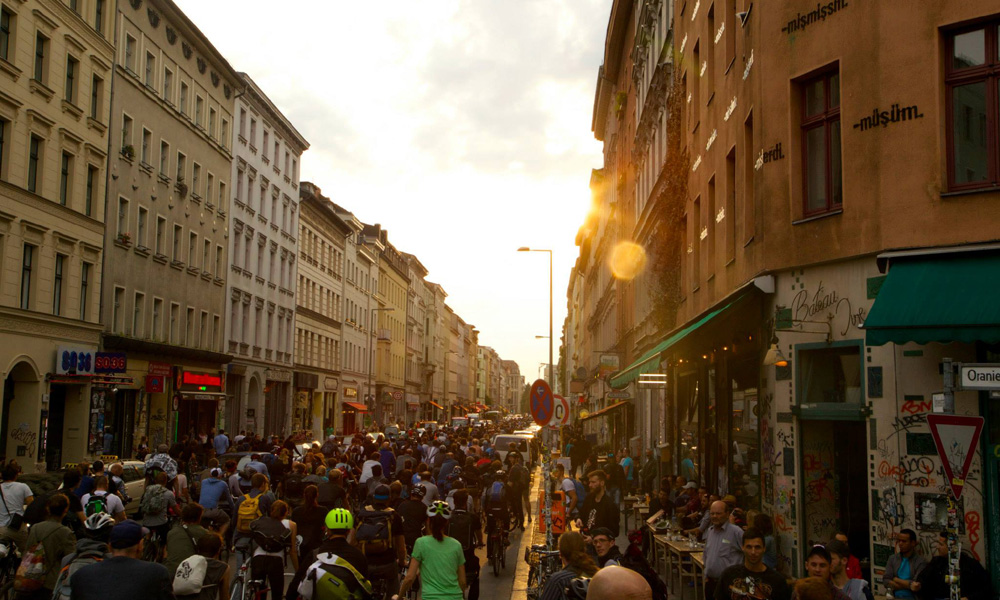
[325,508,354,530]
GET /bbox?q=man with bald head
[703,500,744,600]
[587,565,652,600]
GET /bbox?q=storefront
[291,371,317,438]
[341,401,368,435]
[175,368,226,438]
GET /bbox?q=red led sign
[182,372,223,388]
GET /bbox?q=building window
[200,310,209,348]
[52,254,64,315]
[250,118,256,144]
[800,69,841,216]
[209,107,216,138]
[152,298,162,339]
[262,129,268,155]
[137,206,147,247]
[192,163,200,196]
[169,302,179,344]
[155,216,165,254]
[124,34,135,73]
[94,0,104,35]
[65,55,78,103]
[121,114,133,150]
[796,343,862,405]
[27,135,41,193]
[186,307,195,346]
[213,315,221,348]
[69,0,78,13]
[159,140,169,175]
[80,261,91,319]
[173,224,182,261]
[59,152,72,205]
[90,75,103,120]
[117,196,128,236]
[202,239,210,274]
[85,165,97,216]
[133,292,144,337]
[195,95,203,127]
[179,81,188,116]
[141,128,150,163]
[221,118,229,149]
[188,232,197,267]
[216,245,223,274]
[945,24,1000,190]
[33,32,47,83]
[176,151,186,182]
[112,287,124,333]
[144,51,155,87]
[0,118,6,179]
[239,109,246,137]
[0,7,13,62]
[20,244,34,309]
[163,67,172,103]
[206,173,214,204]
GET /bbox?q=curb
[510,466,543,596]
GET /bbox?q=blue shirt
[621,457,635,481]
[213,434,229,456]
[895,557,914,599]
[199,478,234,511]
[247,460,270,478]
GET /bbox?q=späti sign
[530,379,554,426]
[958,363,1000,390]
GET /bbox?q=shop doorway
[45,386,66,470]
[2,361,41,464]
[800,420,870,558]
[178,397,219,439]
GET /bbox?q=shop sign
[178,369,224,393]
[598,354,620,377]
[344,387,358,398]
[148,362,172,377]
[95,352,127,374]
[266,369,293,383]
[56,345,95,375]
[145,375,165,393]
[324,377,338,390]
[958,364,1000,391]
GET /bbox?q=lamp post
[518,246,554,549]
[367,307,395,425]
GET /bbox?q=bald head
[587,566,651,600]
[709,500,730,527]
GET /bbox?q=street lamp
[367,307,395,419]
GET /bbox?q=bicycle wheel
[228,577,244,600]
[492,544,501,576]
[500,542,506,569]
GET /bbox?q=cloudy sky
[175,0,612,383]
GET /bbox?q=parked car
[118,460,147,515]
[492,433,533,466]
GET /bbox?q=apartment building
[403,253,427,424]
[294,182,350,440]
[0,0,112,470]
[225,73,307,437]
[372,227,408,425]
[422,280,447,420]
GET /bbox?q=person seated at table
[591,527,624,568]
[648,488,672,518]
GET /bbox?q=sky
[175,0,612,382]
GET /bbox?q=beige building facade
[0,0,112,471]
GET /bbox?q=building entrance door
[800,420,870,569]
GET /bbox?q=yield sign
[529,379,554,427]
[927,414,984,500]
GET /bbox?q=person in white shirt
[359,453,381,484]
[0,463,33,549]
[81,476,127,522]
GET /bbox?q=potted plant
[116,232,132,246]
[175,177,188,198]
[121,145,136,160]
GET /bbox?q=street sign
[927,414,985,499]
[958,363,1000,390]
[529,379,554,426]
[551,395,571,426]
[392,391,403,401]
[607,391,631,400]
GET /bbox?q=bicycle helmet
[325,508,354,530]
[410,484,427,499]
[426,500,452,519]
[85,512,115,531]
[565,577,591,600]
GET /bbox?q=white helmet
[84,512,115,531]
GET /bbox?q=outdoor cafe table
[689,551,705,600]
[665,539,703,600]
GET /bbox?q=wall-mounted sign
[852,104,923,132]
[781,0,848,34]
[344,387,358,398]
[182,371,223,388]
[95,352,127,374]
[959,364,1000,390]
[598,355,620,377]
[145,375,165,394]
[148,362,172,377]
[754,143,785,170]
[56,346,96,375]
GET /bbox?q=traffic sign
[927,414,984,499]
[552,395,571,426]
[529,379,554,426]
[392,391,403,401]
[958,363,1000,390]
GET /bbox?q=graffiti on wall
[802,426,839,545]
[10,423,36,458]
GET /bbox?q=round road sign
[392,391,403,401]
[552,395,571,426]
[529,379,554,426]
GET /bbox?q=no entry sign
[530,379,554,426]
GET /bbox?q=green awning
[864,253,1000,346]
[609,299,741,388]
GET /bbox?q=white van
[493,433,533,465]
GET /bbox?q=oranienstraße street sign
[607,390,631,400]
[958,363,1000,390]
[927,413,985,499]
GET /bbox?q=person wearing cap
[70,519,172,600]
[357,484,405,600]
[398,484,428,553]
[592,527,624,568]
[21,493,76,599]
[798,544,852,600]
[199,467,235,537]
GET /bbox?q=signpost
[529,379,554,426]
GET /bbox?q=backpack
[571,478,587,507]
[236,494,263,533]
[447,511,475,553]
[487,481,506,505]
[318,483,346,509]
[84,494,109,517]
[284,474,306,500]
[321,440,337,456]
[140,484,168,516]
[354,507,394,555]
[250,517,292,553]
[52,546,105,600]
[299,552,373,600]
[14,529,58,593]
[172,554,209,596]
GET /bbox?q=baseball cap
[410,485,427,499]
[109,520,149,549]
[806,544,832,562]
[210,468,223,477]
[590,527,614,540]
[682,482,698,490]
[373,484,391,501]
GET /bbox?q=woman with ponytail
[394,501,466,600]
[539,531,599,600]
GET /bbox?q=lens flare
[609,241,647,281]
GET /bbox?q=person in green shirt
[395,501,466,600]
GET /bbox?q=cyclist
[540,531,598,600]
[447,490,483,600]
[249,500,296,600]
[482,469,512,548]
[144,444,179,484]
[81,476,126,523]
[394,501,466,600]
[71,520,173,600]
[164,502,208,576]
[397,485,427,555]
[0,463,33,550]
[197,467,235,543]
[139,471,179,561]
[354,484,405,600]
[21,493,76,599]
[291,508,371,600]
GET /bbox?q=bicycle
[485,510,510,576]
[524,544,561,600]
[0,538,21,600]
[229,539,269,600]
[140,521,172,563]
